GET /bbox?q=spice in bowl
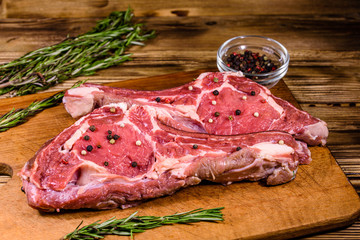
[217,35,290,88]
[226,50,279,77]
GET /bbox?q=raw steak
[20,102,310,211]
[63,71,328,146]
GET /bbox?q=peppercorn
[236,146,242,151]
[86,145,93,152]
[97,144,101,148]
[113,134,120,140]
[84,135,90,141]
[193,144,198,149]
[104,161,109,166]
[225,51,279,78]
[155,97,161,102]
[214,112,220,117]
[213,90,219,96]
[21,186,25,194]
[251,91,256,96]
[89,125,96,132]
[235,109,241,115]
[107,134,112,140]
[131,161,138,167]
[107,130,112,134]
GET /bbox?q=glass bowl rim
[217,35,290,77]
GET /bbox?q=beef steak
[63,72,328,146]
[20,103,310,211]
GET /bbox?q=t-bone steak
[63,72,328,146]
[20,103,311,211]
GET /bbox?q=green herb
[0,80,85,132]
[0,8,155,97]
[63,207,224,240]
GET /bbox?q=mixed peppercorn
[226,50,278,76]
[78,125,142,169]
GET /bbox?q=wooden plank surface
[2,0,360,18]
[0,0,359,238]
[0,71,359,240]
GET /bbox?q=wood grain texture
[0,0,359,238]
[2,0,360,18]
[0,71,359,240]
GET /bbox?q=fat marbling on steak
[63,72,328,146]
[20,102,310,211]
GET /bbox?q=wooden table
[0,0,359,239]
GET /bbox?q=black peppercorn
[104,161,109,166]
[236,146,242,151]
[97,145,101,148]
[107,130,112,134]
[214,112,220,117]
[107,134,113,140]
[235,109,241,115]
[113,134,120,140]
[193,144,198,149]
[213,90,219,96]
[155,97,161,102]
[84,135,90,140]
[251,91,256,96]
[86,145,93,152]
[89,125,96,132]
[131,161,138,167]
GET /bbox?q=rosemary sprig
[0,80,85,132]
[0,7,155,97]
[63,207,224,240]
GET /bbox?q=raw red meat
[63,72,328,146]
[20,103,310,211]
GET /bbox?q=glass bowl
[217,35,290,88]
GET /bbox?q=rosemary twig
[63,207,224,240]
[0,80,85,132]
[0,7,155,97]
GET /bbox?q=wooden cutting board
[0,69,359,240]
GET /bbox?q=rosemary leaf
[0,7,155,97]
[63,207,224,240]
[0,80,85,132]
